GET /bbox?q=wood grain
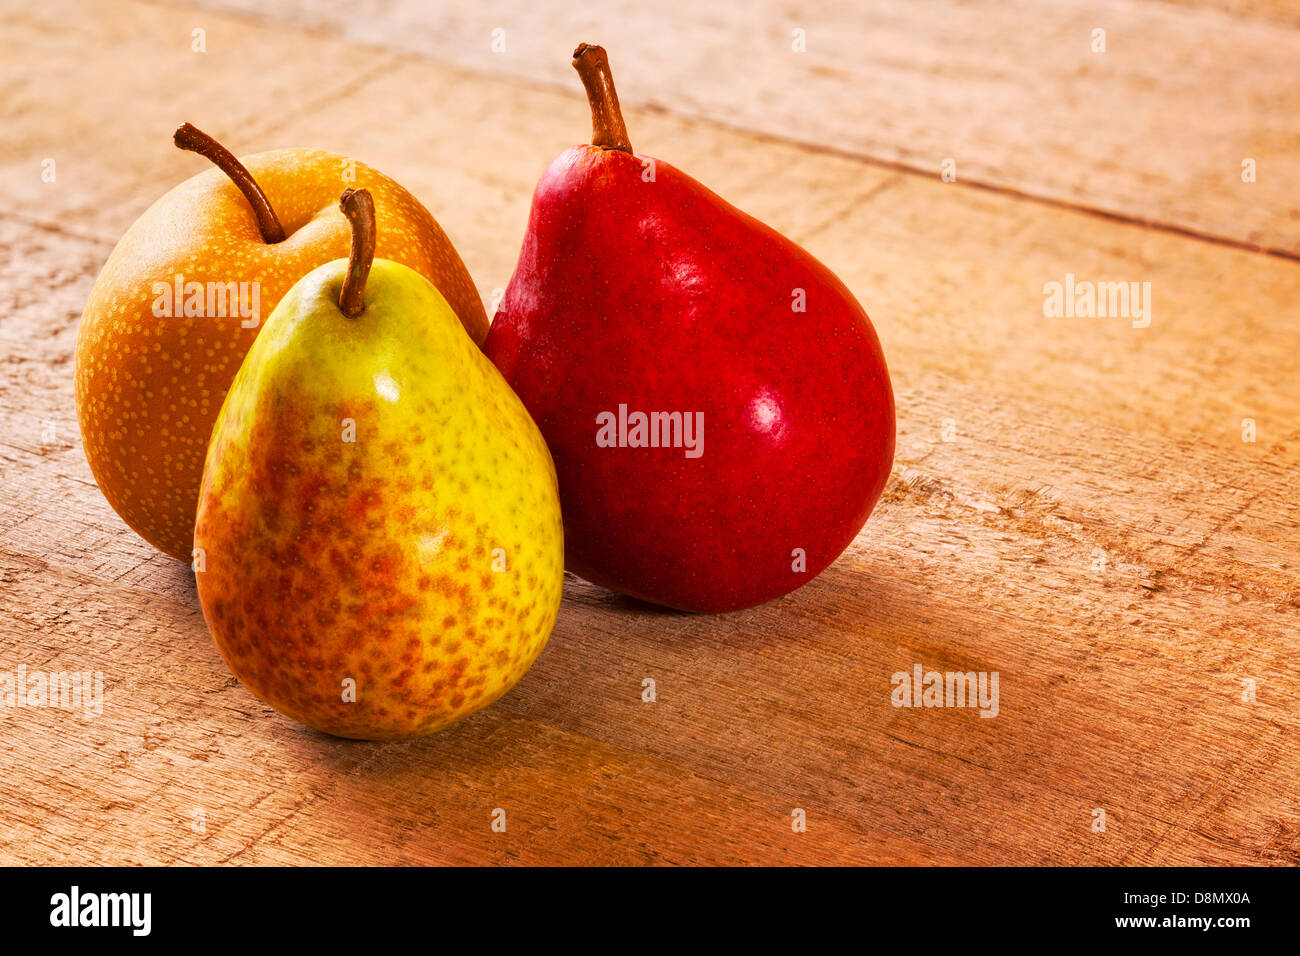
[176,0,1300,256]
[0,0,1296,865]
[1162,0,1300,29]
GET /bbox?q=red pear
[486,44,895,613]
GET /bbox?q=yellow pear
[194,189,562,740]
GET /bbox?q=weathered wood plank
[179,0,1300,255]
[0,552,960,865]
[1,0,1296,865]
[1163,0,1300,29]
[0,0,403,241]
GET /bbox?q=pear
[486,44,895,613]
[194,188,563,740]
[77,124,486,562]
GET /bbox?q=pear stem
[173,123,286,244]
[339,188,376,318]
[572,43,632,153]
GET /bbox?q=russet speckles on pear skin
[195,232,563,741]
[76,140,488,563]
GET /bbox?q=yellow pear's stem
[339,188,376,318]
[572,43,632,153]
[173,123,286,244]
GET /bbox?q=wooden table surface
[2,0,1297,865]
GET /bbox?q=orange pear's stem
[173,123,286,244]
[338,188,376,318]
[572,43,632,153]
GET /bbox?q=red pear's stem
[173,123,286,244]
[572,43,632,153]
[338,188,376,318]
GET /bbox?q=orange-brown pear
[75,125,487,561]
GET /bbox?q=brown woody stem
[173,123,286,244]
[338,188,376,318]
[572,43,632,153]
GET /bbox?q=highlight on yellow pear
[75,123,488,562]
[193,188,564,740]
